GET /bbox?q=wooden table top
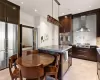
[16,53,55,67]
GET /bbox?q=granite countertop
[38,45,72,53]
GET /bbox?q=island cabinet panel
[6,2,20,24]
[59,14,72,33]
[72,46,97,61]
[62,48,72,75]
[0,1,6,21]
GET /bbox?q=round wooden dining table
[16,53,55,80]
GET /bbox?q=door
[7,23,18,65]
[0,21,6,70]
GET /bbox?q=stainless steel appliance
[0,22,18,70]
[59,33,70,45]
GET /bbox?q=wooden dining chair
[27,50,39,55]
[18,64,44,80]
[45,54,60,80]
[9,54,20,80]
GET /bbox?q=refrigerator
[0,21,18,70]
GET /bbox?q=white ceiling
[8,0,100,18]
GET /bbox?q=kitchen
[0,0,99,80]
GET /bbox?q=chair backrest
[9,54,18,78]
[18,64,44,79]
[27,50,38,55]
[55,54,60,72]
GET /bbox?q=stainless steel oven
[59,33,70,45]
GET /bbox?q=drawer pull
[78,55,87,58]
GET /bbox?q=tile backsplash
[73,14,96,45]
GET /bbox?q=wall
[22,27,33,46]
[34,16,59,47]
[20,10,59,48]
[20,10,34,27]
[73,14,96,45]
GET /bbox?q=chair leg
[11,78,14,80]
[38,77,40,80]
[55,74,58,80]
[15,78,17,80]
[19,71,23,80]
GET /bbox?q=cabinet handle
[78,55,87,58]
[7,17,8,21]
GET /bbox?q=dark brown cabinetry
[72,46,97,61]
[6,2,20,24]
[97,10,100,37]
[0,1,6,21]
[0,0,20,24]
[59,14,72,33]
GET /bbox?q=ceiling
[8,0,100,18]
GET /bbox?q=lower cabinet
[72,46,97,61]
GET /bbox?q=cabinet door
[97,12,100,37]
[59,15,72,33]
[0,1,6,21]
[59,26,64,33]
[64,17,72,32]
[6,2,19,24]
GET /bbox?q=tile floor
[0,58,98,80]
[63,58,98,80]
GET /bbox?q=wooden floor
[0,58,98,80]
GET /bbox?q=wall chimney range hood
[76,15,90,32]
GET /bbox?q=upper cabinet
[97,11,100,37]
[59,14,72,33]
[0,0,20,24]
[0,1,6,21]
[6,2,20,24]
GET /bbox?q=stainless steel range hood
[76,15,90,32]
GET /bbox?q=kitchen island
[38,45,72,80]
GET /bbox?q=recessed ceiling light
[21,2,23,4]
[35,9,37,12]
[89,6,91,8]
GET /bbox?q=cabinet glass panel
[0,22,5,51]
[8,23,18,57]
[0,21,6,69]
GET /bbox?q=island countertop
[38,45,72,53]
